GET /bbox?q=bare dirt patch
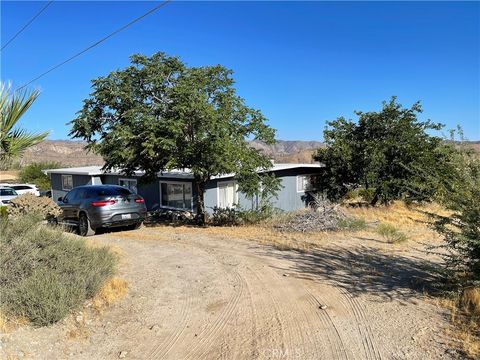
[0,214,459,359]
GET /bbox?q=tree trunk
[194,175,207,226]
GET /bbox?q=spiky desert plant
[0,83,48,168]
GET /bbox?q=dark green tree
[70,53,277,221]
[425,131,480,285]
[19,161,63,191]
[314,97,447,204]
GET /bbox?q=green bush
[338,217,367,231]
[0,206,8,218]
[344,188,376,203]
[211,207,239,226]
[0,216,116,326]
[430,139,480,285]
[210,205,276,226]
[376,223,408,243]
[19,162,63,191]
[9,193,61,220]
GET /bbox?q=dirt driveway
[1,226,455,359]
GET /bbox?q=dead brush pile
[273,195,349,232]
[273,209,347,232]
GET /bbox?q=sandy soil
[0,226,456,360]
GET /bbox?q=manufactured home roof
[43,163,324,178]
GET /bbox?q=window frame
[118,178,138,194]
[216,181,238,208]
[159,181,193,211]
[296,174,319,193]
[61,175,73,191]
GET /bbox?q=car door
[59,189,78,221]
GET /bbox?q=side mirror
[58,197,64,202]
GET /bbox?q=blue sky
[1,1,479,140]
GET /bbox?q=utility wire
[1,1,54,52]
[16,0,172,91]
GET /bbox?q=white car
[0,183,40,196]
[0,187,18,205]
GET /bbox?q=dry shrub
[0,216,117,327]
[437,288,480,359]
[9,193,61,220]
[461,287,480,316]
[92,277,128,313]
[376,223,408,243]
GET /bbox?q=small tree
[70,53,277,222]
[0,83,48,168]
[314,97,447,204]
[19,162,63,191]
[428,135,480,285]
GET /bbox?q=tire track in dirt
[305,289,350,360]
[180,243,247,360]
[338,287,383,360]
[147,274,194,359]
[250,266,326,360]
[183,269,245,360]
[185,239,349,360]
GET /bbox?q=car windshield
[0,188,17,196]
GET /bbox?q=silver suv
[57,185,147,236]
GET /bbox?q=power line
[16,0,172,91]
[1,1,54,52]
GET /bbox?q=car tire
[78,213,95,236]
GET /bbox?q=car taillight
[91,199,116,207]
[135,198,145,203]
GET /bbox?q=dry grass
[138,202,448,253]
[437,289,480,359]
[91,278,128,313]
[0,311,29,334]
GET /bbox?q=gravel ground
[0,227,456,359]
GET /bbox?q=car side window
[63,189,77,203]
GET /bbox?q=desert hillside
[21,140,325,166]
[20,139,479,167]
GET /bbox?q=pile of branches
[273,193,348,233]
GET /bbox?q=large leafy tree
[314,97,448,204]
[70,53,277,221]
[0,83,48,168]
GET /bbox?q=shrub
[19,162,62,191]
[344,188,376,203]
[238,205,278,225]
[211,205,277,226]
[211,207,239,226]
[376,223,408,243]
[9,193,61,220]
[429,140,480,286]
[338,217,367,231]
[0,216,116,326]
[0,206,8,218]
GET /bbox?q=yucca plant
[0,83,48,168]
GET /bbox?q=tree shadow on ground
[258,244,445,303]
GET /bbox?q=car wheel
[78,213,95,236]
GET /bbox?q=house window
[160,182,192,210]
[218,181,237,208]
[119,178,137,193]
[62,175,73,191]
[297,174,319,192]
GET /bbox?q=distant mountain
[22,139,325,166]
[23,140,103,166]
[20,139,479,167]
[250,140,324,163]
